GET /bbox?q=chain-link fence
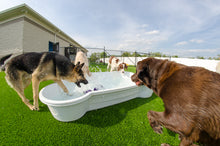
[86,47,169,66]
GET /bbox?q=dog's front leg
[148,110,196,146]
[107,63,111,72]
[56,80,69,94]
[147,110,163,134]
[32,76,40,111]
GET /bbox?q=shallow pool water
[45,71,135,101]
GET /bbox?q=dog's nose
[83,80,88,84]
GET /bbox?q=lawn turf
[0,65,180,145]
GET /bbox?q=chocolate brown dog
[131,57,220,146]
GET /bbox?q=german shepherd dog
[0,52,88,111]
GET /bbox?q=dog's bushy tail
[0,54,12,71]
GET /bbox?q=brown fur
[109,56,114,64]
[131,57,220,146]
[1,52,88,111]
[108,56,119,64]
[118,63,128,73]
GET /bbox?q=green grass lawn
[0,64,180,145]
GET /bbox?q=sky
[1,0,220,58]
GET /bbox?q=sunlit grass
[0,65,179,145]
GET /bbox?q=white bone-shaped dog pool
[39,72,153,122]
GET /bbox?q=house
[0,4,87,61]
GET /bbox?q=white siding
[0,18,23,56]
[23,18,54,53]
[23,18,73,55]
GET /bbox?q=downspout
[54,33,56,43]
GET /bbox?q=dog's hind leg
[22,74,32,89]
[31,76,40,111]
[13,83,35,110]
[55,80,69,94]
[5,75,35,110]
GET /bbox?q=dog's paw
[152,124,163,134]
[63,88,69,94]
[149,119,163,134]
[30,106,39,111]
[147,111,163,134]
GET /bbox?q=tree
[197,56,205,59]
[100,52,107,58]
[172,55,179,58]
[154,52,162,57]
[89,53,100,63]
[122,52,131,57]
[131,52,141,57]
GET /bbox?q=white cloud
[175,39,204,46]
[145,30,160,35]
[116,27,167,52]
[175,41,188,46]
[190,39,204,44]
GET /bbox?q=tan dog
[75,51,91,76]
[131,57,220,146]
[0,52,88,111]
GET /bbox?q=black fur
[53,53,74,76]
[0,54,12,71]
[8,52,44,74]
[2,52,75,78]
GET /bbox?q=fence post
[121,51,123,62]
[135,51,137,67]
[103,46,106,65]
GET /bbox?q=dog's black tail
[0,54,12,71]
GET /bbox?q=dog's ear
[125,63,128,69]
[117,64,122,71]
[137,61,149,81]
[75,62,84,71]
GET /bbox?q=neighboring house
[0,4,87,61]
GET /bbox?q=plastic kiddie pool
[39,72,153,122]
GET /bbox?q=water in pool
[53,71,134,101]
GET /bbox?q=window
[48,41,59,52]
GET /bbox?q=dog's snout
[75,79,88,88]
[83,79,88,84]
[131,73,137,82]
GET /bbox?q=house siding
[23,17,54,53]
[23,17,77,56]
[0,18,23,56]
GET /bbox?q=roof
[0,4,87,52]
